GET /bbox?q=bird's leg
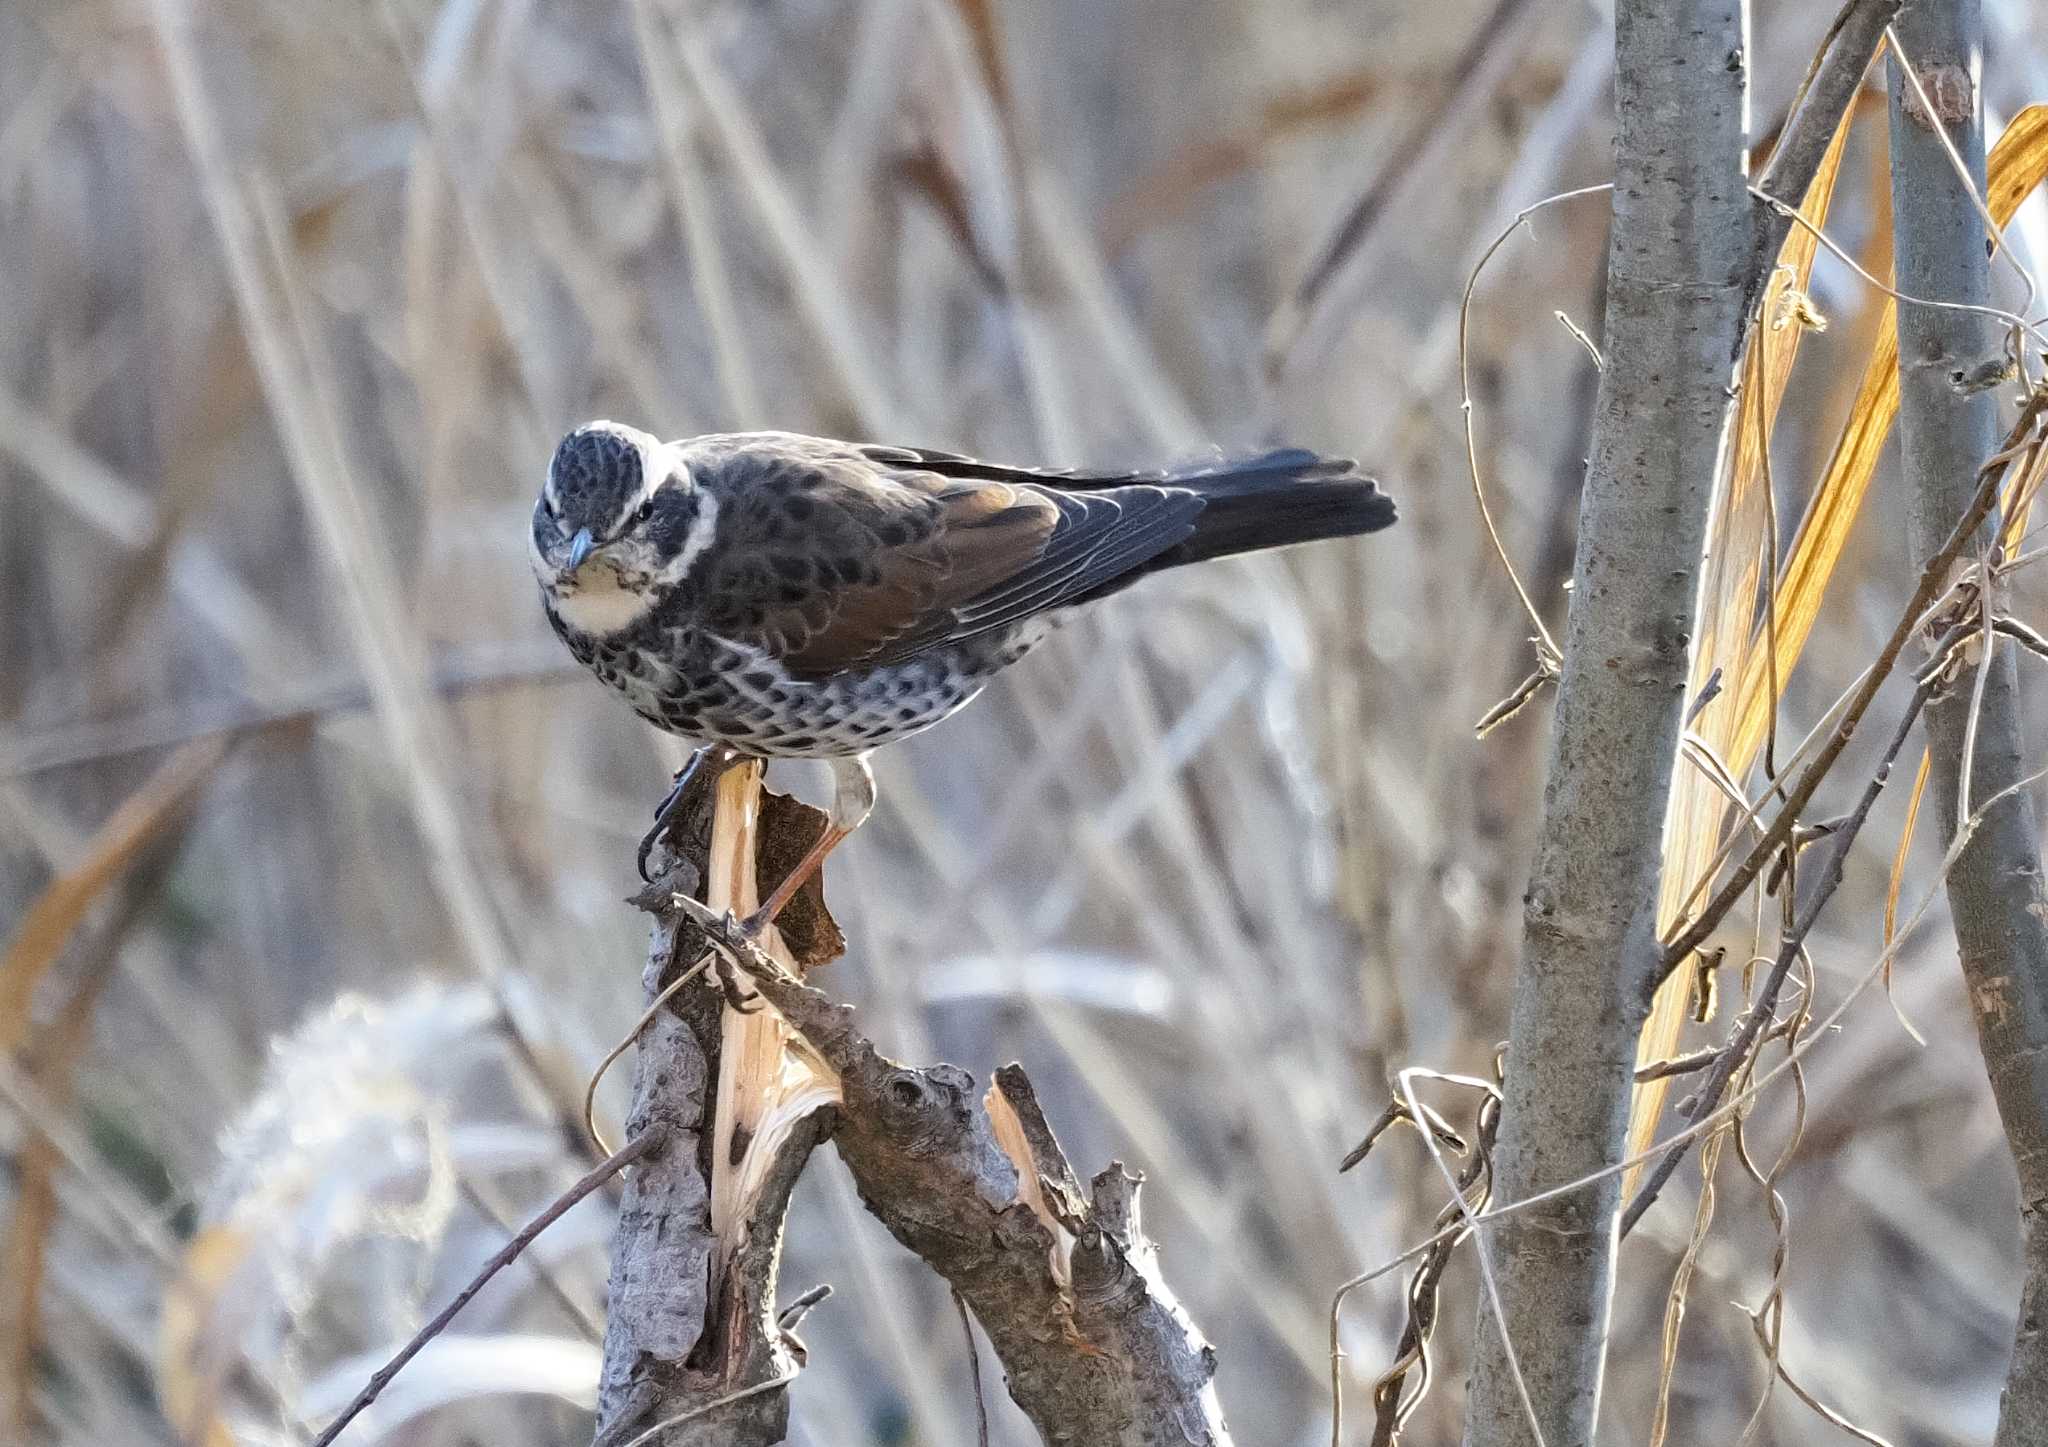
[743,753,875,936]
[637,744,741,882]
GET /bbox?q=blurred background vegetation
[5,0,2048,1443]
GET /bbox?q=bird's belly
[576,624,1048,758]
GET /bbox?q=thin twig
[0,643,575,780]
[1659,396,2048,982]
[1551,310,1602,369]
[1957,567,1999,834]
[1457,183,1611,673]
[1633,1048,1725,1083]
[1398,1067,1541,1447]
[1331,1071,1500,1447]
[1333,751,2048,1344]
[582,955,713,1156]
[1994,615,2048,659]
[311,1128,663,1447]
[1621,632,1957,1236]
[1754,188,2048,358]
[1654,580,1966,954]
[613,1374,800,1447]
[1745,1313,1899,1447]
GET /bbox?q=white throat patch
[552,569,660,635]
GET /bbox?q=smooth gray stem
[1462,2,1751,1443]
[1887,5,2048,1441]
[1750,0,1904,279]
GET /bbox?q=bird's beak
[565,528,596,571]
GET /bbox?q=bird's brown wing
[686,437,1201,680]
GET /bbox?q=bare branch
[312,1129,663,1447]
[686,912,1232,1446]
[1464,0,1779,1439]
[1886,5,2048,1440]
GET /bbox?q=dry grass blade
[0,738,225,1056]
[1629,102,2048,1181]
[155,1227,250,1447]
[1100,70,1389,255]
[0,738,222,1439]
[1265,0,1543,375]
[1766,103,2048,703]
[1628,92,1859,1187]
[665,26,906,436]
[944,0,1011,126]
[1648,1121,1727,1447]
[1881,748,1931,1043]
[627,0,763,429]
[7,963,143,1442]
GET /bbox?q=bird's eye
[634,498,655,524]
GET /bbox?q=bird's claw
[670,895,782,1012]
[636,787,688,882]
[713,955,765,1014]
[636,811,678,883]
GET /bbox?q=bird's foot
[669,893,792,1012]
[636,745,741,882]
[711,950,766,1014]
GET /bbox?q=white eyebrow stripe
[658,485,718,585]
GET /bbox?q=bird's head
[531,421,713,634]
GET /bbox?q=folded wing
[685,437,1204,679]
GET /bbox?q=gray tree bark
[725,954,1233,1446]
[591,768,829,1447]
[1887,5,2048,1440]
[1462,2,1752,1442]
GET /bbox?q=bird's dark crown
[545,422,649,537]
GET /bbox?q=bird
[531,421,1396,935]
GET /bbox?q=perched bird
[532,422,1396,931]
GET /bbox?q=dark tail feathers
[1146,447,1395,574]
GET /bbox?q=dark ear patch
[646,487,701,552]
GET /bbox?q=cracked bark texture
[1462,1,1750,1442]
[734,961,1231,1445]
[1887,5,2048,1440]
[591,768,831,1447]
